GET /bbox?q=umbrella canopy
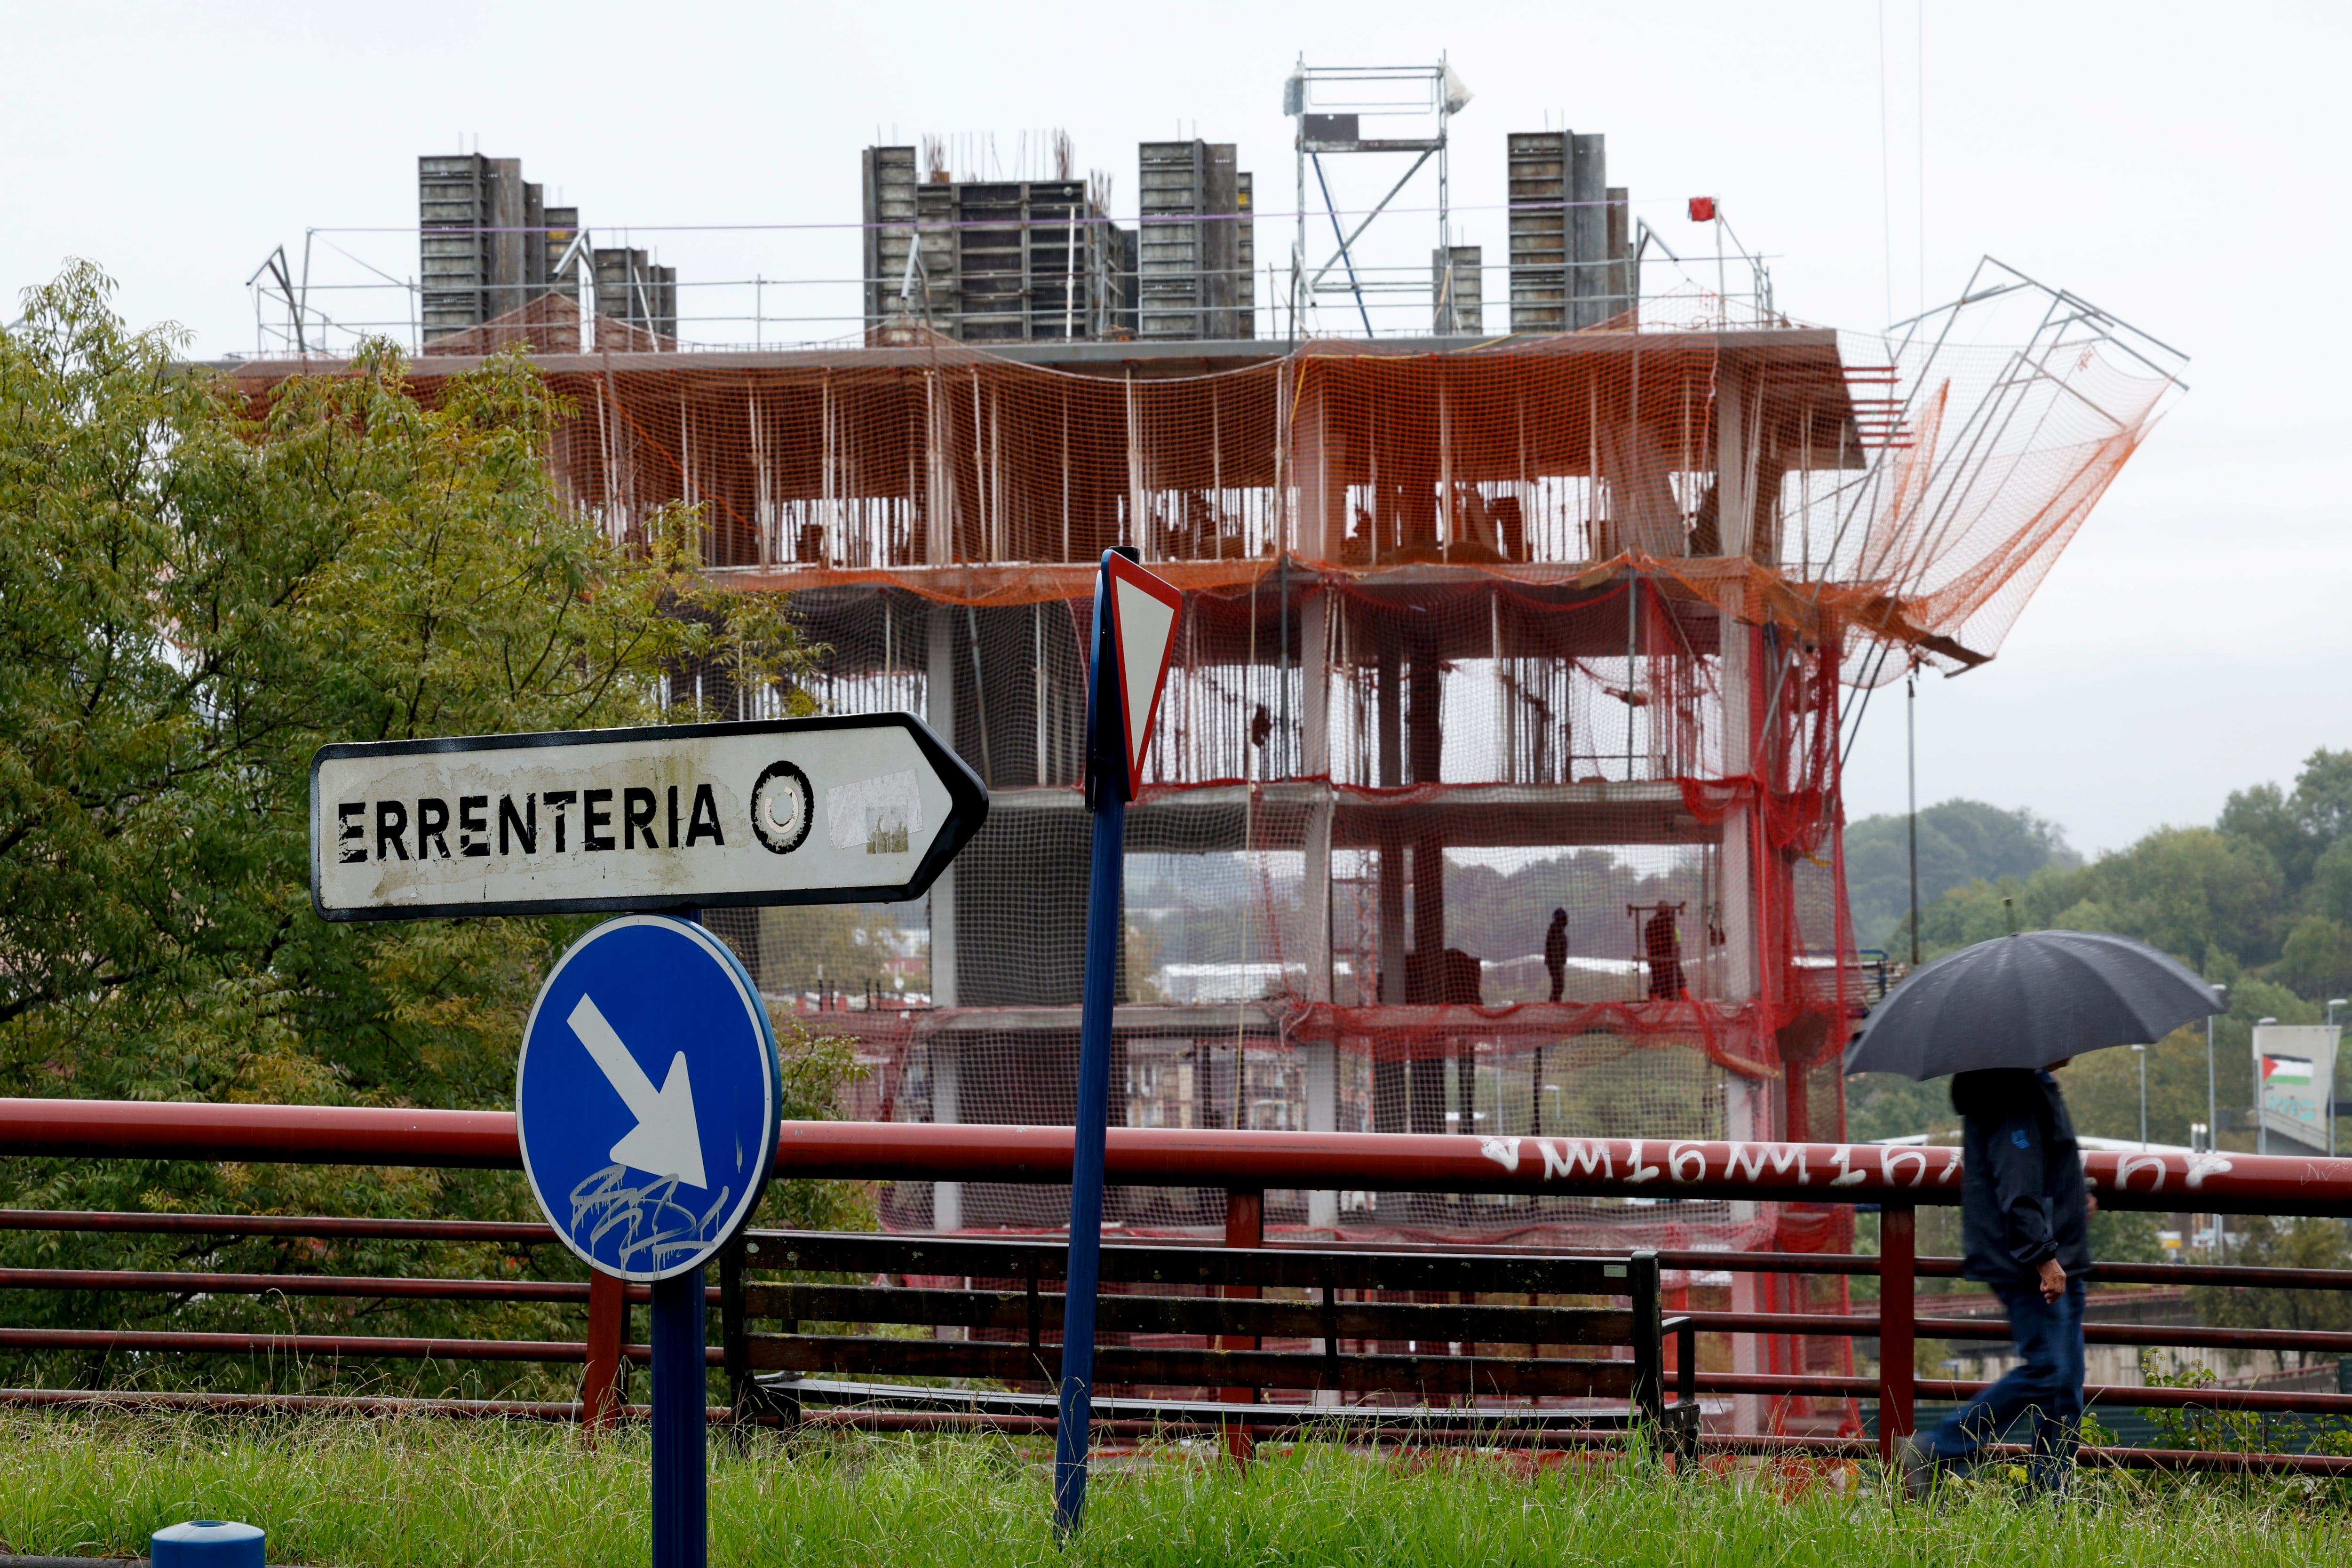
[1842,930,2225,1081]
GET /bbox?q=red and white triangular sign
[1102,553,1183,797]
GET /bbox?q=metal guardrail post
[1220,1188,1264,1466]
[1877,1204,1915,1465]
[1628,1249,1664,1448]
[582,1269,624,1433]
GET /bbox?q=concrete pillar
[1299,587,1330,779]
[1715,360,1759,1005]
[923,372,955,566]
[931,1039,961,1234]
[1407,641,1446,1138]
[1725,1069,1769,1431]
[1287,373,1339,561]
[1375,645,1404,1007]
[927,610,959,1009]
[1300,587,1334,1004]
[1304,1040,1338,1232]
[1374,642,1406,1138]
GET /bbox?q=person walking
[1842,929,2221,1498]
[1543,908,1569,1003]
[1901,1063,2091,1496]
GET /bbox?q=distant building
[418,154,675,347]
[861,138,1252,342]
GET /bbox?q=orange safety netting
[251,291,2177,677]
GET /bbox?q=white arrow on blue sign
[515,915,780,1281]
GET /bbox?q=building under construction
[238,106,2184,1433]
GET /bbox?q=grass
[0,1410,2347,1567]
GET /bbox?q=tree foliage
[0,265,861,1394]
[1843,799,2078,951]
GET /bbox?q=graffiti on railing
[1476,1137,1963,1191]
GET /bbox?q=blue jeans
[1916,1274,2085,1491]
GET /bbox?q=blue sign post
[518,915,782,1568]
[1054,549,1183,1536]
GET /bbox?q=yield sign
[1096,550,1183,801]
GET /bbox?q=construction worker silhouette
[1543,908,1569,1003]
[1644,906,1687,1000]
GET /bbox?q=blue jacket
[1951,1067,2092,1290]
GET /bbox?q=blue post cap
[151,1519,266,1567]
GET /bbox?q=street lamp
[2206,982,2227,1155]
[2256,1017,2279,1157]
[2132,1043,2149,1151]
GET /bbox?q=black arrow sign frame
[310,713,989,922]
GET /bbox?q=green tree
[2054,1032,2212,1148]
[2277,914,2352,1000]
[2308,836,2352,925]
[2190,1216,2352,1367]
[1843,799,2076,951]
[0,266,858,1394]
[2090,827,2283,970]
[1843,1074,1953,1144]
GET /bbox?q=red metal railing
[3,1097,2349,1469]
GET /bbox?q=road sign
[2253,1022,2341,1156]
[310,713,986,922]
[1059,549,1181,1537]
[1085,549,1183,807]
[516,915,780,1281]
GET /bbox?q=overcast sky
[7,1,2343,856]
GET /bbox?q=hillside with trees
[1843,800,2079,950]
[1845,750,2352,1160]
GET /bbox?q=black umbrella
[1842,929,2225,1081]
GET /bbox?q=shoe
[1896,1436,1935,1501]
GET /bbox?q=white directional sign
[516,915,778,1280]
[310,714,987,921]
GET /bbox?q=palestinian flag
[2262,1054,2315,1087]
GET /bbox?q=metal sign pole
[1054,548,1179,1539]
[651,904,708,1568]
[652,1266,707,1568]
[1053,782,1123,1536]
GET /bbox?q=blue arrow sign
[516,915,780,1281]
